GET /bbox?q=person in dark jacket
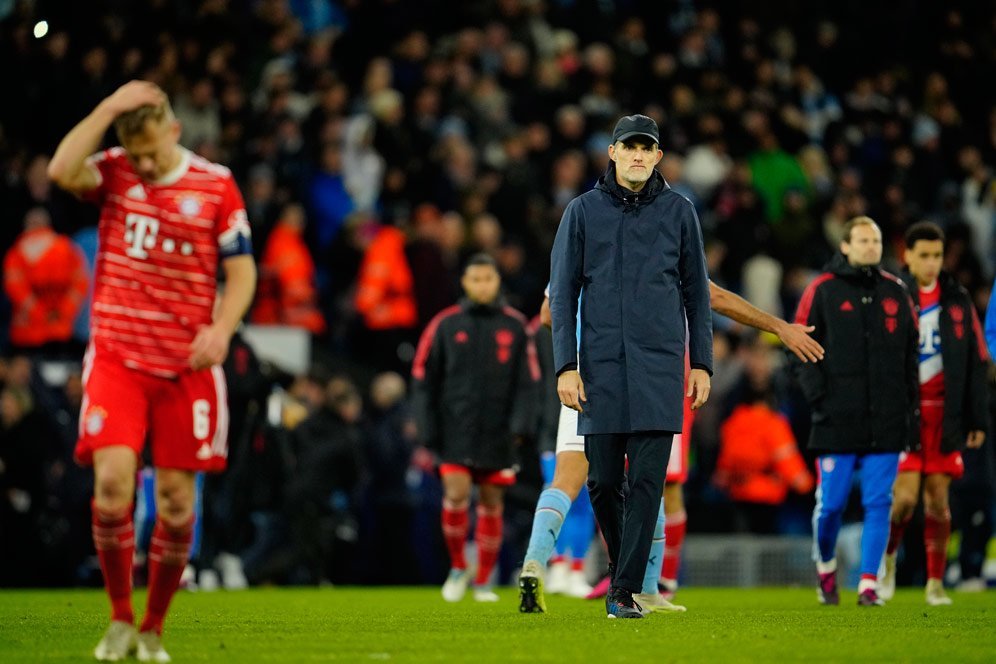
[880,222,988,606]
[549,114,713,618]
[411,253,539,603]
[0,385,49,586]
[360,371,420,585]
[285,376,366,585]
[519,282,824,615]
[793,216,919,607]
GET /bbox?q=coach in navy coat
[549,114,712,616]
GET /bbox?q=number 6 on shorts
[193,399,211,440]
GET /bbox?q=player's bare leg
[135,468,196,663]
[92,446,139,662]
[923,473,953,606]
[519,451,588,613]
[881,471,921,600]
[548,451,588,503]
[441,469,474,601]
[474,483,507,602]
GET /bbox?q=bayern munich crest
[178,194,203,217]
[85,405,108,436]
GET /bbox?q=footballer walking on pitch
[793,217,918,607]
[880,222,988,605]
[48,80,257,661]
[411,254,539,603]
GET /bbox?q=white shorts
[555,404,585,454]
[555,402,688,482]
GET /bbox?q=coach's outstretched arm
[48,81,164,194]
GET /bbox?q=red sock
[886,514,911,555]
[139,517,193,635]
[661,509,687,582]
[92,501,135,624]
[441,500,469,570]
[924,510,952,581]
[474,504,503,586]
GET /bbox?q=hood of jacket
[825,251,881,285]
[459,296,507,314]
[594,161,669,206]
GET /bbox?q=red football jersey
[83,147,251,377]
[918,283,945,405]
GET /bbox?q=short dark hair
[463,252,498,272]
[904,221,945,249]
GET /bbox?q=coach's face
[121,118,182,182]
[609,139,663,192]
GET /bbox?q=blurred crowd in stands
[1,0,995,588]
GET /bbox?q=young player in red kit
[48,81,257,661]
[880,222,987,605]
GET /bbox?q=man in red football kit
[880,222,987,606]
[48,81,257,662]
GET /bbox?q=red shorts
[666,399,694,484]
[439,463,516,486]
[898,403,964,479]
[665,429,690,483]
[75,347,229,472]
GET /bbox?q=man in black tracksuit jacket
[410,253,539,601]
[880,221,988,606]
[792,217,919,606]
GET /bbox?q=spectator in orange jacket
[352,220,418,372]
[251,204,326,335]
[3,208,89,352]
[714,339,814,533]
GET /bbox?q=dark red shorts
[75,347,229,472]
[666,428,690,484]
[898,403,964,479]
[439,463,516,486]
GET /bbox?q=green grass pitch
[0,587,993,662]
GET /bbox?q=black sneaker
[605,587,644,619]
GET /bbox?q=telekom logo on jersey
[124,213,159,259]
[124,213,194,259]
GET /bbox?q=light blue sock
[524,488,572,564]
[564,485,595,561]
[642,498,666,594]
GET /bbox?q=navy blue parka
[549,163,713,435]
